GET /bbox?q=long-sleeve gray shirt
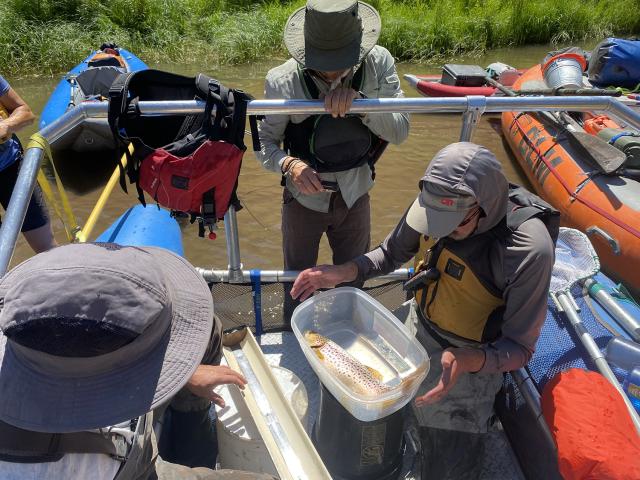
[255,45,409,213]
[352,209,555,374]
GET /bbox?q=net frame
[549,227,600,295]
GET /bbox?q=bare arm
[0,87,35,141]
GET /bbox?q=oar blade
[568,130,627,174]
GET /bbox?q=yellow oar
[76,145,131,242]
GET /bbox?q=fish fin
[313,349,325,361]
[366,365,384,382]
[304,330,327,348]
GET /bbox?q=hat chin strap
[328,68,353,90]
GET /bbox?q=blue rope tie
[250,269,263,336]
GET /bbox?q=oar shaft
[556,292,640,434]
[584,278,640,342]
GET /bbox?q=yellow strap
[28,134,80,242]
[77,147,131,243]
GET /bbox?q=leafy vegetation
[1,0,638,75]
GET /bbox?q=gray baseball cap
[406,143,492,238]
[406,183,477,238]
[284,0,381,72]
[0,243,213,433]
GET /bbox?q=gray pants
[156,316,223,469]
[282,189,371,322]
[394,301,504,479]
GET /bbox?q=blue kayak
[40,44,147,154]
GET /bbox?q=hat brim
[284,2,381,72]
[406,196,468,238]
[0,247,213,433]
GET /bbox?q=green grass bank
[1,0,639,76]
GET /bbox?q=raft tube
[403,74,497,97]
[95,205,184,257]
[501,64,640,289]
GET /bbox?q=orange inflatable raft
[501,65,640,290]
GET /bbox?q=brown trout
[304,331,392,396]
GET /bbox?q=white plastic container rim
[291,287,429,419]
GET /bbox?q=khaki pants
[282,189,371,322]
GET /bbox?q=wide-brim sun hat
[284,0,381,72]
[0,243,213,433]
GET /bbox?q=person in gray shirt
[256,0,409,322]
[291,142,558,478]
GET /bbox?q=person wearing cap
[0,242,273,480]
[0,73,57,253]
[256,0,409,321]
[291,142,559,478]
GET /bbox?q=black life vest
[410,185,560,343]
[0,413,154,480]
[283,65,388,175]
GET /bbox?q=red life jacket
[108,70,255,237]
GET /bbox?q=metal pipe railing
[32,96,640,120]
[223,206,243,283]
[197,267,412,284]
[2,95,640,276]
[0,147,43,274]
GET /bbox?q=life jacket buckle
[403,268,440,292]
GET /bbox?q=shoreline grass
[1,0,639,76]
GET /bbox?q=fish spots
[304,330,391,396]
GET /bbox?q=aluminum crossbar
[1,96,639,275]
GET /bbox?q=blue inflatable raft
[95,205,183,257]
[40,45,147,154]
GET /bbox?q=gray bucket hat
[284,0,381,72]
[0,243,213,433]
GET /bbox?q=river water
[6,42,598,270]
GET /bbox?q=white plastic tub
[291,287,429,422]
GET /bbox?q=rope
[510,115,640,240]
[28,134,80,242]
[612,82,640,95]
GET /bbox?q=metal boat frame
[2,94,640,477]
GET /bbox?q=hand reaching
[290,262,358,301]
[414,347,485,407]
[186,364,247,408]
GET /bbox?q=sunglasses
[458,206,482,228]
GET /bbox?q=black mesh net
[211,279,409,333]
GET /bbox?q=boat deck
[258,331,524,479]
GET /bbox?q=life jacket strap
[0,420,129,464]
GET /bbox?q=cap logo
[440,198,454,206]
